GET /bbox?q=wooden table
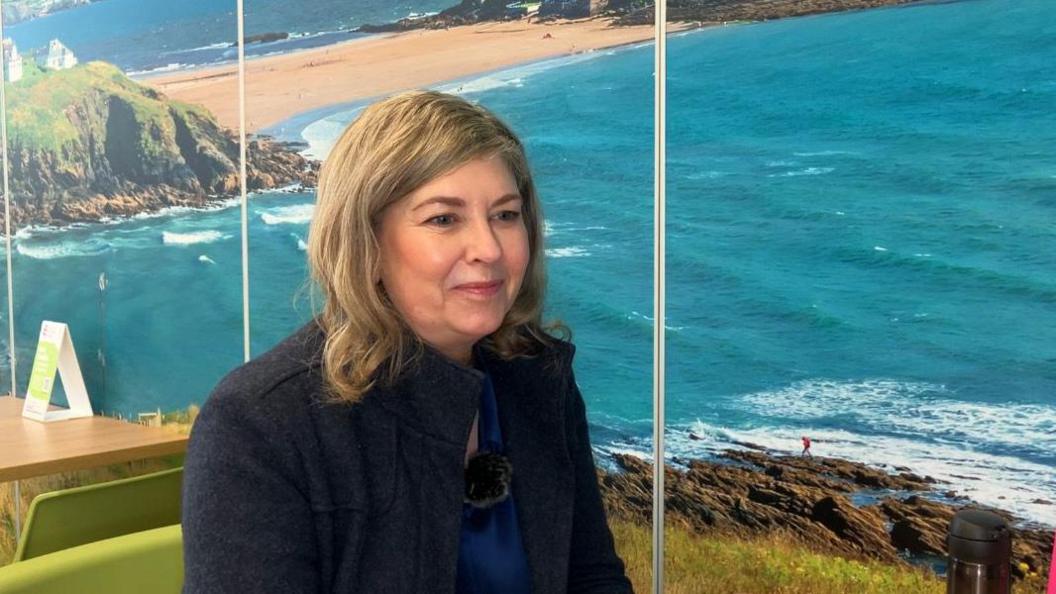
[0,396,188,483]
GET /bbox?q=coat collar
[298,319,577,593]
[383,336,576,594]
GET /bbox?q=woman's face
[377,155,530,365]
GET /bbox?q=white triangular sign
[22,321,94,422]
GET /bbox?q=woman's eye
[427,214,456,226]
[496,210,521,222]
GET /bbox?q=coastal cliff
[1,0,97,26]
[598,448,1054,584]
[3,61,316,229]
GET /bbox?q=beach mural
[655,0,1055,589]
[0,0,255,416]
[0,0,1050,589]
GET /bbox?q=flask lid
[947,508,1011,566]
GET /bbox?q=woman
[181,90,634,593]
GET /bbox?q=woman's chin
[454,318,505,342]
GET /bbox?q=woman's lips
[454,280,503,297]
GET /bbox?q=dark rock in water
[1031,498,1052,505]
[599,448,1054,582]
[730,439,768,451]
[241,32,290,46]
[877,496,952,557]
[811,496,894,560]
[898,472,936,485]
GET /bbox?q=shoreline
[144,17,696,134]
[600,446,1054,582]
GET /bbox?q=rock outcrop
[598,448,1054,581]
[2,61,317,228]
[615,0,922,26]
[358,0,517,33]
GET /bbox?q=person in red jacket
[801,436,812,457]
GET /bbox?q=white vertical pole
[236,0,251,363]
[0,0,23,544]
[652,1,667,593]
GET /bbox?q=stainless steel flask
[946,508,1011,594]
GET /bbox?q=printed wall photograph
[655,0,1053,591]
[0,0,1052,591]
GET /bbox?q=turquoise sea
[4,0,1053,525]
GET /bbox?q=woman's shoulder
[196,321,326,432]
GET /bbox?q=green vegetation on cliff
[611,519,1049,594]
[6,61,209,162]
[1,60,313,228]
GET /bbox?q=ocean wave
[300,107,365,160]
[15,239,111,260]
[291,233,308,251]
[130,198,242,221]
[543,221,609,236]
[407,11,439,19]
[692,421,1055,528]
[162,230,228,245]
[198,255,216,265]
[599,416,1056,527]
[546,246,591,258]
[767,166,835,178]
[793,150,858,157]
[741,378,1056,462]
[685,170,731,180]
[259,203,315,225]
[836,247,1056,302]
[625,310,685,331]
[439,48,625,98]
[170,41,230,54]
[127,62,195,77]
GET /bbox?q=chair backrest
[14,467,183,562]
[0,524,183,594]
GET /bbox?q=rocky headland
[2,61,316,229]
[598,447,1053,582]
[356,0,926,32]
[614,0,923,26]
[0,0,97,26]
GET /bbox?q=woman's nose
[465,216,502,263]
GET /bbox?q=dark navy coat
[182,320,634,593]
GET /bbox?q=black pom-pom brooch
[464,451,512,509]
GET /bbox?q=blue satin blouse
[454,366,533,594]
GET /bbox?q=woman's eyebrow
[412,193,522,211]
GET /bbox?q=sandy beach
[143,18,680,134]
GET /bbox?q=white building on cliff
[43,38,77,70]
[2,39,22,82]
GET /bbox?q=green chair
[14,467,183,562]
[0,524,183,594]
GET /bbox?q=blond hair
[307,90,569,404]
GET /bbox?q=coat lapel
[366,339,577,594]
[483,349,576,594]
